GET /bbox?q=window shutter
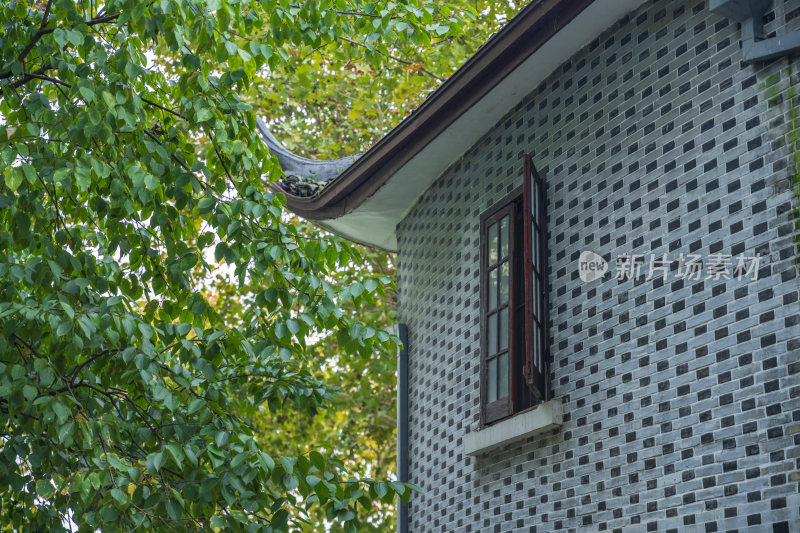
[521,154,548,402]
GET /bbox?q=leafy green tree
[201,238,397,532]
[0,0,470,530]
[225,2,527,530]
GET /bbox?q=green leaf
[147,452,164,473]
[196,108,213,121]
[279,456,294,475]
[198,197,216,214]
[187,398,204,414]
[102,91,116,109]
[215,242,230,263]
[137,323,153,339]
[309,451,325,472]
[36,480,54,499]
[144,174,159,190]
[349,282,364,297]
[282,474,299,490]
[230,451,248,469]
[191,299,205,315]
[286,319,301,336]
[66,29,83,46]
[110,488,127,504]
[165,444,184,467]
[315,480,330,501]
[58,422,76,444]
[56,320,72,337]
[78,86,95,102]
[406,482,423,494]
[22,384,37,401]
[21,163,36,184]
[52,402,69,423]
[389,481,406,496]
[4,167,23,192]
[258,452,275,473]
[127,467,141,482]
[38,367,55,387]
[52,167,69,184]
[10,365,25,380]
[225,41,238,57]
[60,300,74,319]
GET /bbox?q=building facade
[394,1,800,531]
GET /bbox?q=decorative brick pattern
[395,1,800,531]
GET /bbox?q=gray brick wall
[395,1,800,531]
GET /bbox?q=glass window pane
[499,262,509,304]
[488,312,497,355]
[499,215,509,259]
[498,352,509,399]
[532,178,539,222]
[532,222,540,269]
[533,276,540,319]
[498,307,508,352]
[538,228,544,267]
[532,326,540,371]
[488,223,498,264]
[489,268,498,310]
[487,357,497,402]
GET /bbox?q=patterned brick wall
[395,1,800,531]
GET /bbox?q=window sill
[464,399,563,456]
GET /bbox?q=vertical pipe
[397,323,409,533]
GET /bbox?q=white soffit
[324,0,647,251]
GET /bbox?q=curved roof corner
[256,118,360,197]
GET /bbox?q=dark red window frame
[480,155,548,426]
[521,154,549,403]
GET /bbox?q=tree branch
[17,0,54,63]
[0,13,120,83]
[0,61,51,90]
[141,130,190,173]
[339,37,444,81]
[70,349,114,381]
[141,97,187,121]
[24,72,71,88]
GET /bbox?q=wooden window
[480,156,548,426]
[522,154,548,403]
